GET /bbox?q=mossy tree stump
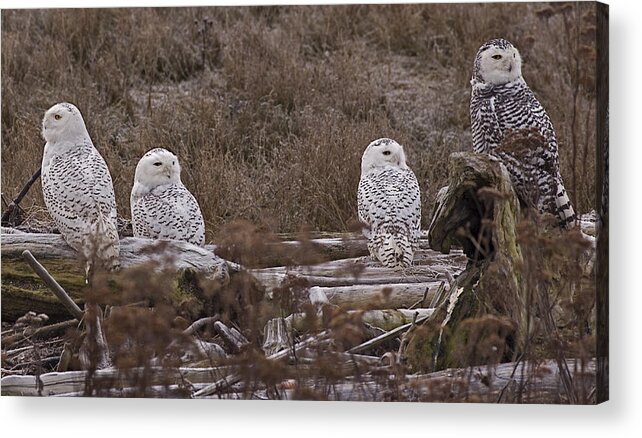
[411,152,593,374]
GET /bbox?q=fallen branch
[193,331,331,398]
[0,365,237,396]
[183,315,220,336]
[212,321,249,354]
[22,250,84,320]
[1,168,41,227]
[347,311,434,354]
[1,319,79,348]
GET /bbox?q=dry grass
[1,3,597,240]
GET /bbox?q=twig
[408,287,430,310]
[347,313,432,355]
[194,331,330,398]
[1,168,41,226]
[2,319,79,348]
[183,315,220,336]
[429,281,447,308]
[21,250,84,320]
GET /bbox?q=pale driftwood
[249,358,597,403]
[0,365,236,396]
[286,308,434,333]
[1,227,25,234]
[183,315,220,336]
[308,282,442,311]
[229,235,443,268]
[262,318,291,356]
[212,321,249,354]
[21,250,84,320]
[1,233,231,279]
[194,331,331,398]
[78,303,111,370]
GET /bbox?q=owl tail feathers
[375,233,413,269]
[83,212,121,281]
[555,181,576,229]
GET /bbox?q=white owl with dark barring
[470,38,576,227]
[41,102,120,273]
[131,148,205,246]
[358,138,421,269]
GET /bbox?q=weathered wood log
[266,358,596,403]
[308,282,442,311]
[0,365,236,396]
[251,249,464,295]
[285,308,434,333]
[1,233,231,322]
[1,233,231,273]
[212,321,250,354]
[213,231,444,269]
[22,250,84,320]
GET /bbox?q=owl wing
[471,89,504,153]
[358,168,421,241]
[386,168,421,244]
[42,142,119,266]
[132,184,205,246]
[357,175,376,239]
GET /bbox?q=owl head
[472,38,522,85]
[134,148,182,188]
[360,138,408,175]
[42,102,89,144]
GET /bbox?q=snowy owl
[357,138,421,269]
[130,148,205,246]
[470,38,576,227]
[41,102,120,275]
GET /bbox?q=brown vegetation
[2,3,597,239]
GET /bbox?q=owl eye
[54,114,62,120]
[492,54,502,60]
[383,151,391,156]
[153,162,162,166]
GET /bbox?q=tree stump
[413,152,593,376]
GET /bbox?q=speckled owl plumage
[470,38,576,227]
[41,102,120,274]
[130,148,205,246]
[357,138,421,269]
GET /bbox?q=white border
[2,1,639,437]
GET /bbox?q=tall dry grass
[1,3,598,239]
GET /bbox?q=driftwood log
[1,233,231,321]
[1,357,595,402]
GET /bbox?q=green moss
[0,260,87,322]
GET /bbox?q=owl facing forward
[41,102,120,274]
[131,148,205,246]
[357,138,421,269]
[470,38,575,227]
